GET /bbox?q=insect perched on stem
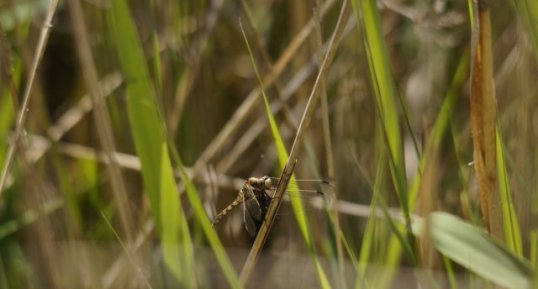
[212,176,331,237]
[213,177,272,237]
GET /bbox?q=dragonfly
[212,176,331,237]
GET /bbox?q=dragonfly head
[247,176,272,190]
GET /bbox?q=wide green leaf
[414,212,534,289]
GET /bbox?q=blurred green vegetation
[0,0,537,288]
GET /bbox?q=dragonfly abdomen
[212,191,245,225]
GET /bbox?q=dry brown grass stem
[470,1,499,235]
[239,0,351,285]
[0,0,60,200]
[47,72,122,142]
[21,73,122,163]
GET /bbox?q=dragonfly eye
[263,177,272,189]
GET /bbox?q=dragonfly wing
[245,197,262,221]
[243,200,258,237]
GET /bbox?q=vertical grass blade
[351,2,414,286]
[108,0,164,226]
[363,49,468,287]
[0,56,19,164]
[531,230,537,268]
[107,1,196,285]
[356,156,385,285]
[495,129,523,256]
[159,143,196,287]
[0,88,14,166]
[351,0,411,234]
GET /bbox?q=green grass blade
[108,1,195,284]
[495,129,523,256]
[108,0,164,227]
[442,256,458,289]
[357,158,384,284]
[170,147,242,289]
[0,93,14,167]
[356,149,413,288]
[0,57,19,154]
[351,0,409,223]
[371,51,468,287]
[159,143,196,287]
[240,20,331,289]
[148,0,163,90]
[351,2,414,286]
[351,10,415,281]
[413,212,534,289]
